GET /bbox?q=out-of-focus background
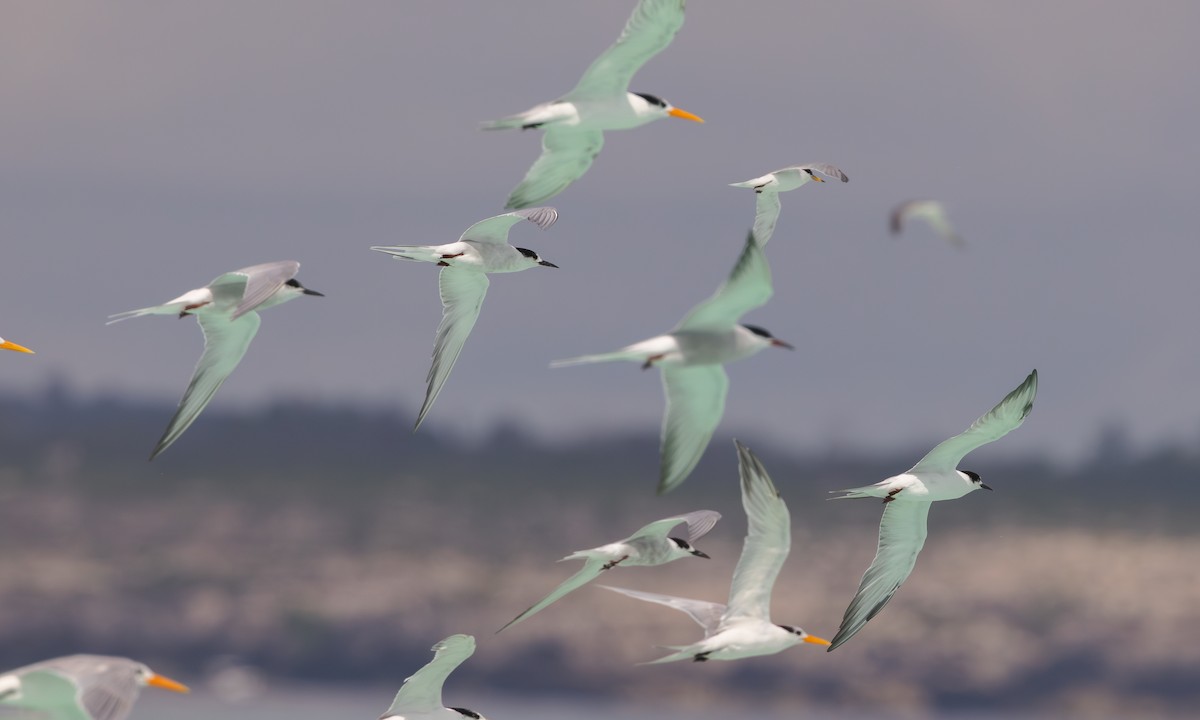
[0,2,1197,719]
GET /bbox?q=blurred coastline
[0,388,1197,719]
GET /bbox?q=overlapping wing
[658,365,728,494]
[722,441,790,624]
[459,207,558,245]
[505,129,604,209]
[674,232,772,332]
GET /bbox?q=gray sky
[2,1,1197,462]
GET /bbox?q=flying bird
[605,440,829,662]
[827,369,1039,651]
[497,509,721,633]
[890,199,964,248]
[730,163,849,246]
[371,207,559,430]
[0,337,33,354]
[379,635,484,720]
[0,654,188,720]
[484,0,703,209]
[107,260,323,460]
[553,231,790,494]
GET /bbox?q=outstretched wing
[658,365,728,495]
[601,585,726,637]
[150,313,261,460]
[415,270,490,430]
[505,128,604,209]
[908,369,1038,475]
[828,501,931,651]
[800,163,849,183]
[383,635,475,716]
[626,509,722,543]
[674,231,772,331]
[209,260,299,320]
[723,440,790,624]
[459,207,558,245]
[496,557,608,633]
[566,0,687,101]
[750,191,781,247]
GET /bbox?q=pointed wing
[625,510,722,544]
[722,441,790,624]
[889,201,916,235]
[459,207,558,245]
[674,231,772,331]
[415,270,490,430]
[799,163,849,183]
[384,635,475,716]
[909,369,1038,475]
[601,586,726,637]
[496,557,608,633]
[209,261,299,320]
[149,313,261,460]
[658,365,728,495]
[505,128,604,209]
[828,501,932,650]
[750,191,781,247]
[565,0,687,101]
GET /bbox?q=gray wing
[415,270,490,430]
[566,0,687,101]
[505,128,604,209]
[889,201,916,234]
[658,365,728,495]
[459,207,558,245]
[626,510,721,543]
[723,441,789,624]
[496,557,608,633]
[210,260,299,320]
[674,231,772,331]
[7,656,140,720]
[828,501,931,651]
[750,191,781,247]
[909,369,1038,475]
[799,163,849,183]
[601,586,726,637]
[150,312,262,460]
[384,635,475,716]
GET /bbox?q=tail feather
[105,305,177,325]
[550,351,644,368]
[479,114,530,131]
[640,646,696,665]
[370,245,442,263]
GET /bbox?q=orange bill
[0,340,33,354]
[667,107,704,123]
[803,635,832,647]
[146,673,190,693]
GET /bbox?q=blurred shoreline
[0,391,1197,718]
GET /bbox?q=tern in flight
[890,199,964,248]
[484,0,703,209]
[730,163,849,246]
[379,635,484,720]
[497,509,721,633]
[371,207,559,430]
[107,260,323,460]
[553,231,790,494]
[827,369,1038,651]
[0,337,33,354]
[0,654,188,720]
[605,440,829,662]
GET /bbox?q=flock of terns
[0,1,1035,719]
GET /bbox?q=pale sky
[2,1,1198,462]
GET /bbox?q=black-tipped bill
[538,260,559,268]
[691,550,711,559]
[302,288,325,296]
[770,338,795,350]
[980,483,993,491]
